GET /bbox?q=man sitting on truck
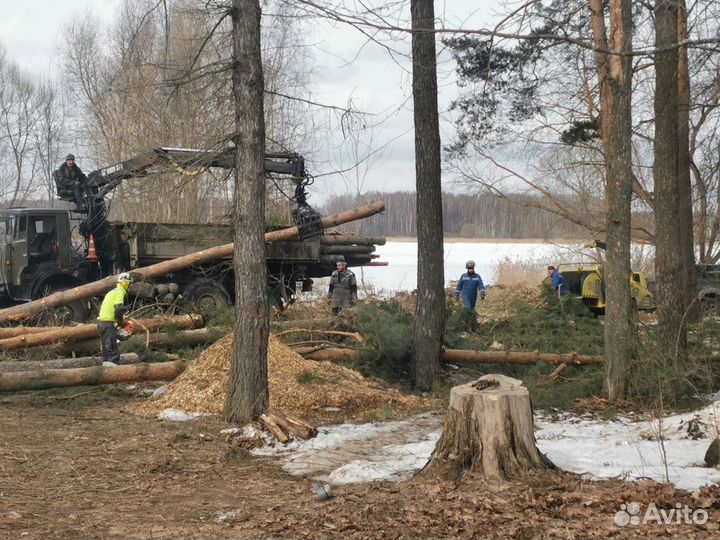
[53,154,88,211]
[98,273,132,367]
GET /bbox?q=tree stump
[426,374,553,480]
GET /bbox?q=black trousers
[97,321,119,364]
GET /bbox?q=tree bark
[590,0,634,400]
[224,0,269,424]
[0,200,384,323]
[0,361,187,392]
[654,0,688,363]
[410,0,444,390]
[676,0,697,309]
[425,375,553,480]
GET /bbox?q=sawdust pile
[136,335,436,423]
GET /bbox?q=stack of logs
[320,233,387,268]
[0,314,206,392]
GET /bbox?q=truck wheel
[33,285,90,324]
[183,280,232,317]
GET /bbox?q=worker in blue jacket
[547,265,569,296]
[454,260,486,311]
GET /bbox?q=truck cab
[0,209,85,313]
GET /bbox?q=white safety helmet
[117,272,132,284]
[465,260,476,269]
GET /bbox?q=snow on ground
[249,405,720,491]
[536,404,720,491]
[252,413,443,484]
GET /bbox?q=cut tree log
[0,314,203,351]
[292,347,357,362]
[0,353,141,372]
[268,411,317,440]
[274,328,364,342]
[295,347,720,366]
[57,328,222,355]
[424,375,553,481]
[0,326,73,339]
[0,360,187,392]
[0,201,385,323]
[440,349,603,366]
[321,235,386,246]
[259,413,289,443]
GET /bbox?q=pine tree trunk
[410,0,444,390]
[654,0,688,364]
[590,0,634,400]
[224,0,270,424]
[425,375,553,480]
[676,0,697,311]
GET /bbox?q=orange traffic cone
[87,234,99,263]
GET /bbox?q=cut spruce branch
[0,200,385,323]
[0,360,187,392]
[0,353,141,372]
[0,314,203,351]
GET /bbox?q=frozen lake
[357,240,582,292]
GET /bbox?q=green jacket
[98,286,128,323]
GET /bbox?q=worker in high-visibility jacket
[97,273,132,366]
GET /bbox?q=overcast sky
[2,0,501,201]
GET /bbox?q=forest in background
[322,190,606,240]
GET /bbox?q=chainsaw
[116,320,134,341]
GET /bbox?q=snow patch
[158,408,209,422]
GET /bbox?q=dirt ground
[2,386,720,539]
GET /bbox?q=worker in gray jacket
[328,260,357,315]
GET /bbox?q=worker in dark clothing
[54,154,88,211]
[547,265,569,296]
[97,273,132,366]
[328,261,357,315]
[455,260,486,311]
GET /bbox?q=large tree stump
[426,374,553,480]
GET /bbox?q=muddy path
[1,387,720,539]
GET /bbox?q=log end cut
[425,374,553,482]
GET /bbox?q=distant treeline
[320,191,592,239]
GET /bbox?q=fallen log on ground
[260,411,317,443]
[0,201,385,323]
[293,347,357,362]
[0,360,187,392]
[0,353,141,372]
[274,328,363,342]
[0,326,73,339]
[58,328,222,355]
[440,349,603,366]
[0,314,203,351]
[293,347,604,365]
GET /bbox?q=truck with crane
[0,143,384,321]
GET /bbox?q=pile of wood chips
[135,335,436,423]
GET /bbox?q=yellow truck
[555,262,656,314]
